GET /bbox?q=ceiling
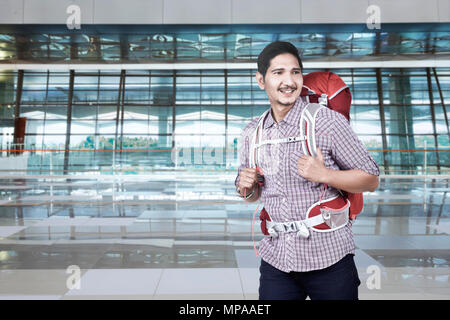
[0,23,449,64]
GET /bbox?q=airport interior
[0,0,449,300]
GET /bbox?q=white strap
[328,85,348,100]
[300,103,325,157]
[249,130,257,168]
[302,85,315,95]
[249,110,270,168]
[250,102,324,167]
[254,135,306,149]
[318,94,328,106]
[266,214,325,233]
[266,195,343,235]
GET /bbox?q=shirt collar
[263,97,306,129]
[263,110,275,129]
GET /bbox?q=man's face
[256,53,303,109]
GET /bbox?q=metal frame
[114,70,126,168]
[426,68,441,173]
[13,70,23,120]
[119,70,126,161]
[224,69,228,166]
[172,70,176,149]
[39,71,50,173]
[375,68,389,174]
[63,70,75,174]
[12,69,24,153]
[432,68,450,140]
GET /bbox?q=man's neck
[271,103,294,123]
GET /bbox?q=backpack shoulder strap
[300,103,325,157]
[249,109,270,168]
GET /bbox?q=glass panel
[72,105,97,120]
[41,120,67,134]
[71,120,96,135]
[352,105,380,120]
[21,105,46,119]
[202,106,225,120]
[437,135,449,149]
[435,120,449,134]
[97,121,117,135]
[351,120,382,135]
[0,72,16,110]
[45,106,68,119]
[42,134,66,148]
[122,106,149,120]
[97,106,117,120]
[412,120,435,134]
[122,120,150,135]
[73,89,98,102]
[70,134,95,148]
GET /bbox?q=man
[235,41,380,300]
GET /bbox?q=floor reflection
[0,173,448,299]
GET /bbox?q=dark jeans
[259,254,360,300]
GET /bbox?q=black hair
[257,41,303,78]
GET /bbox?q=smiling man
[235,41,380,300]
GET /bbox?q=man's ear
[256,72,265,90]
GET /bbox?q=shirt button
[282,198,286,203]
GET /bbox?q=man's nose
[281,73,295,86]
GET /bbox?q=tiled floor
[0,173,448,300]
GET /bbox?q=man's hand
[297,148,328,183]
[237,168,259,195]
[297,148,379,193]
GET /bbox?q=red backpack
[301,71,352,120]
[300,71,363,220]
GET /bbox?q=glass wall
[0,68,448,174]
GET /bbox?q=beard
[276,94,298,107]
[277,99,296,107]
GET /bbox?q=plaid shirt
[235,97,380,272]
